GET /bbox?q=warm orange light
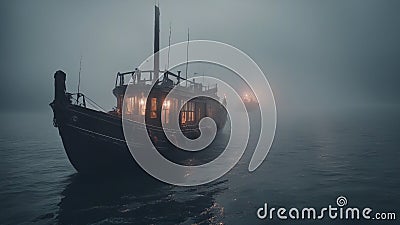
[243,93,250,102]
[139,98,146,115]
[163,100,171,110]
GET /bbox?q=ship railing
[115,70,160,87]
[68,92,86,107]
[69,92,107,112]
[115,70,217,94]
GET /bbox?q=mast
[77,55,82,104]
[153,5,160,83]
[167,22,171,70]
[185,28,189,87]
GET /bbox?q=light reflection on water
[0,109,399,224]
[56,175,227,225]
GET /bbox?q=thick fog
[1,0,399,114]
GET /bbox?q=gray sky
[1,0,399,113]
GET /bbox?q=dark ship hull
[51,99,227,174]
[244,101,259,112]
[51,103,137,174]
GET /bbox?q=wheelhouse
[111,69,223,130]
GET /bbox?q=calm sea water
[0,107,399,225]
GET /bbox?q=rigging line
[84,95,107,112]
[86,101,103,112]
[185,28,189,87]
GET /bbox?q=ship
[50,6,227,175]
[242,92,259,112]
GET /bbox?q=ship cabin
[111,69,223,132]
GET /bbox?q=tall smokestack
[153,5,160,82]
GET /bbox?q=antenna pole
[153,5,160,83]
[167,22,171,70]
[185,28,189,87]
[77,55,82,104]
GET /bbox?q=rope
[85,95,107,112]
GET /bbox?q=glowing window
[125,97,134,114]
[162,100,170,124]
[139,98,146,115]
[150,98,157,118]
